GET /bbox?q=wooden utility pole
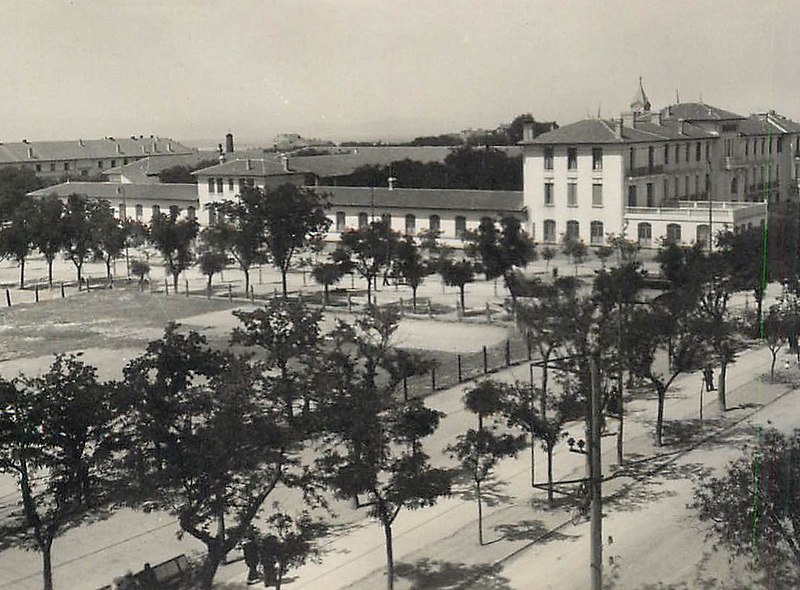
[589,355,603,590]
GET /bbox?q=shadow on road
[395,558,513,590]
[451,474,514,508]
[493,518,575,543]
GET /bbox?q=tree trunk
[41,541,54,590]
[76,261,83,287]
[546,442,554,506]
[243,267,250,295]
[476,478,484,545]
[207,274,213,290]
[530,432,536,488]
[412,286,418,312]
[106,258,112,280]
[366,275,373,306]
[717,362,728,412]
[47,258,54,287]
[771,352,777,382]
[197,551,222,590]
[323,284,329,307]
[459,285,465,312]
[19,257,25,289]
[281,268,288,298]
[655,386,665,447]
[382,520,395,590]
[617,368,624,465]
[172,272,180,292]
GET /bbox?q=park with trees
[0,179,799,589]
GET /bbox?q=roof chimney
[388,175,396,191]
[167,140,173,152]
[657,112,663,126]
[141,145,146,154]
[679,119,686,135]
[522,122,535,142]
[225,133,234,153]
[246,159,252,171]
[27,146,33,159]
[116,143,122,154]
[78,139,84,147]
[615,118,623,139]
[281,154,290,172]
[621,111,636,129]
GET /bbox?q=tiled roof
[660,102,745,121]
[315,186,524,212]
[192,159,304,178]
[526,118,714,145]
[0,137,194,164]
[103,153,213,184]
[27,182,198,204]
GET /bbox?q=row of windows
[332,212,488,239]
[207,177,255,193]
[544,147,602,171]
[31,158,133,174]
[118,203,196,221]
[539,220,691,246]
[543,183,603,207]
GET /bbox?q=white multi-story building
[521,81,799,248]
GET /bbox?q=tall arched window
[381,213,392,228]
[731,176,738,194]
[566,220,580,240]
[429,214,441,233]
[455,216,467,238]
[118,202,126,220]
[336,211,346,232]
[543,219,556,243]
[666,223,681,243]
[169,205,180,218]
[135,204,143,221]
[152,205,161,219]
[405,214,416,235]
[187,206,196,221]
[590,221,604,245]
[696,224,710,246]
[637,222,652,247]
[358,212,368,228]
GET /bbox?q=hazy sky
[2,0,799,144]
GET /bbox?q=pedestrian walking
[703,365,716,391]
[243,533,261,585]
[260,534,280,588]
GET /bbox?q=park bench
[98,553,192,589]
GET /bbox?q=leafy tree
[0,200,34,288]
[262,184,331,297]
[197,237,229,292]
[393,235,432,311]
[444,146,522,190]
[259,511,329,590]
[311,260,351,307]
[334,220,399,306]
[691,428,800,584]
[717,227,769,334]
[627,304,704,446]
[561,234,588,275]
[231,299,323,422]
[438,255,477,312]
[205,189,269,294]
[148,210,199,291]
[157,159,218,184]
[764,306,786,381]
[315,308,451,590]
[595,245,613,268]
[117,325,300,590]
[91,201,128,282]
[541,245,556,270]
[0,166,43,222]
[129,259,150,291]
[515,278,580,490]
[465,216,536,306]
[507,113,558,143]
[0,356,115,590]
[29,196,65,287]
[448,381,524,544]
[61,194,100,286]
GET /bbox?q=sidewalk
[218,339,793,589]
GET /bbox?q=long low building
[27,182,199,224]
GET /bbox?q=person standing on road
[243,532,261,584]
[138,563,159,590]
[703,365,716,391]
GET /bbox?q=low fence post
[185,279,190,297]
[347,293,353,312]
[486,302,491,322]
[431,367,437,391]
[164,279,169,295]
[258,266,263,285]
[493,279,498,297]
[505,339,511,366]
[302,270,307,286]
[427,300,433,318]
[457,354,463,383]
[60,282,65,298]
[250,286,255,303]
[483,346,488,374]
[35,283,39,303]
[207,285,211,300]
[526,330,532,361]
[228,284,233,302]
[5,289,11,307]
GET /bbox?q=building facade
[0,136,194,181]
[521,82,798,248]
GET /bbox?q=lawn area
[0,285,240,363]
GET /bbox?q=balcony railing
[627,165,664,177]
